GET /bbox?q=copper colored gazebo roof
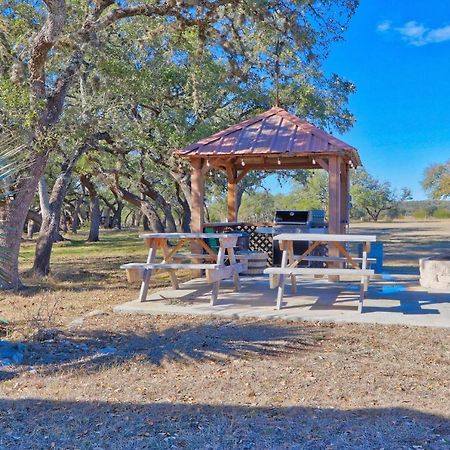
[176,107,361,167]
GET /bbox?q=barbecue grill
[272,210,327,265]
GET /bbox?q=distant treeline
[400,200,450,219]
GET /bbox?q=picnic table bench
[121,233,246,305]
[264,233,376,312]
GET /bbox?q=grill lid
[274,210,309,224]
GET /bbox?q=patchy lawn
[0,224,449,449]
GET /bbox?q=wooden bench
[264,267,374,312]
[121,233,246,305]
[121,261,246,283]
[298,255,377,265]
[172,253,217,262]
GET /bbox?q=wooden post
[227,166,238,222]
[328,156,342,280]
[340,160,349,234]
[191,158,205,276]
[328,156,341,234]
[191,158,205,233]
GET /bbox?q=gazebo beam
[236,168,250,184]
[315,157,329,172]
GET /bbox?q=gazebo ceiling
[176,107,361,167]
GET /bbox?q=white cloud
[427,25,450,44]
[377,20,392,33]
[379,20,450,46]
[396,21,429,46]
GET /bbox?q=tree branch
[29,0,67,104]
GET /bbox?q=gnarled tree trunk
[0,154,48,289]
[80,175,100,242]
[112,200,123,229]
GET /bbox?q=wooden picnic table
[121,232,246,305]
[265,233,376,312]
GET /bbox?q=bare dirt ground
[0,222,449,449]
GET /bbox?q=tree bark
[80,175,100,242]
[140,176,177,232]
[100,194,123,230]
[38,176,51,223]
[71,194,83,233]
[60,212,68,233]
[175,184,191,232]
[142,215,150,231]
[0,154,48,289]
[102,208,111,229]
[100,173,165,232]
[112,201,123,229]
[27,220,35,239]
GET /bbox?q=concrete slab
[114,276,450,328]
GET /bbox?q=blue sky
[268,0,450,200]
[327,0,450,200]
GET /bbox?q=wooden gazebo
[176,107,361,237]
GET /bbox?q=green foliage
[422,160,450,200]
[350,168,412,221]
[239,191,276,223]
[1,0,361,263]
[412,209,428,219]
[432,208,450,219]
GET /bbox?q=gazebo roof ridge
[176,106,361,166]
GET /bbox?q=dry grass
[351,219,450,274]
[0,223,449,449]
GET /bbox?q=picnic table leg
[363,242,371,291]
[276,247,288,310]
[287,241,296,294]
[161,240,179,290]
[227,246,240,292]
[358,277,365,313]
[358,241,370,313]
[210,244,225,306]
[138,244,157,302]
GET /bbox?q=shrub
[413,209,428,219]
[432,208,450,219]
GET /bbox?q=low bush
[413,209,428,219]
[432,208,450,219]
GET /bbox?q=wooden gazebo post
[328,155,341,235]
[328,156,342,279]
[190,158,205,234]
[190,158,205,277]
[226,167,238,222]
[340,160,350,233]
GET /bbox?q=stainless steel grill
[272,210,327,265]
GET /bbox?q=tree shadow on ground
[0,399,448,449]
[2,321,325,379]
